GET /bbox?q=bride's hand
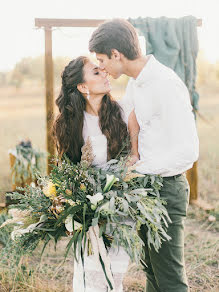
[126,154,139,167]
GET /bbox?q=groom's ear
[77,83,88,94]
[111,49,121,61]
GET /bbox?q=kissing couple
[53,18,199,292]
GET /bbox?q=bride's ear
[77,83,88,94]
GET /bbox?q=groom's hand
[127,110,140,167]
[126,154,139,167]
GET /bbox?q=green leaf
[65,229,80,261]
[122,198,129,212]
[144,176,149,187]
[92,217,98,226]
[83,204,87,232]
[73,230,81,261]
[150,176,155,185]
[99,224,106,238]
[77,231,83,261]
[122,182,128,189]
[40,236,51,258]
[109,197,115,210]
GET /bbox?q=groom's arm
[120,80,139,165]
[128,110,140,165]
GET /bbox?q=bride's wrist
[126,154,140,167]
[131,153,140,160]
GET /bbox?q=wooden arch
[35,18,202,205]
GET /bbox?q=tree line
[0,56,71,88]
[0,52,218,89]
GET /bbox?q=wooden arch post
[44,26,54,174]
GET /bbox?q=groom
[89,19,199,292]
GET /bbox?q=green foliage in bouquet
[1,139,171,289]
[0,213,13,247]
[2,161,170,256]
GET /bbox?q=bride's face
[83,60,111,95]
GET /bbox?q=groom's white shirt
[122,55,199,177]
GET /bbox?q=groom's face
[96,53,122,79]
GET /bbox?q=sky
[1,0,219,71]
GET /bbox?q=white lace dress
[72,112,130,292]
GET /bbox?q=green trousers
[139,174,190,292]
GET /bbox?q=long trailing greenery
[0,213,12,247]
[1,153,171,289]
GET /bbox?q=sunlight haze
[1,0,218,71]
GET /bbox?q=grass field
[0,83,218,291]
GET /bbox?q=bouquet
[1,138,171,291]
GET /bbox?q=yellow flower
[65,189,72,195]
[66,199,76,206]
[43,181,57,199]
[124,172,145,182]
[80,183,86,191]
[55,205,64,214]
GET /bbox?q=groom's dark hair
[89,19,141,60]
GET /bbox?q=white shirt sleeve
[162,79,199,163]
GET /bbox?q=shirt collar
[131,54,158,87]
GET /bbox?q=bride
[53,56,139,291]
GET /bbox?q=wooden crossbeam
[35,18,106,28]
[35,18,202,28]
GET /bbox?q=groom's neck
[123,55,149,79]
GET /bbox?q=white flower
[87,193,104,206]
[65,215,82,232]
[11,228,25,240]
[10,215,47,240]
[11,223,37,240]
[103,174,119,192]
[39,214,48,223]
[99,202,110,212]
[0,209,31,229]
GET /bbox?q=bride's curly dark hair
[53,56,130,163]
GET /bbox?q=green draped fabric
[129,16,199,114]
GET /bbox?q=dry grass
[0,84,219,291]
